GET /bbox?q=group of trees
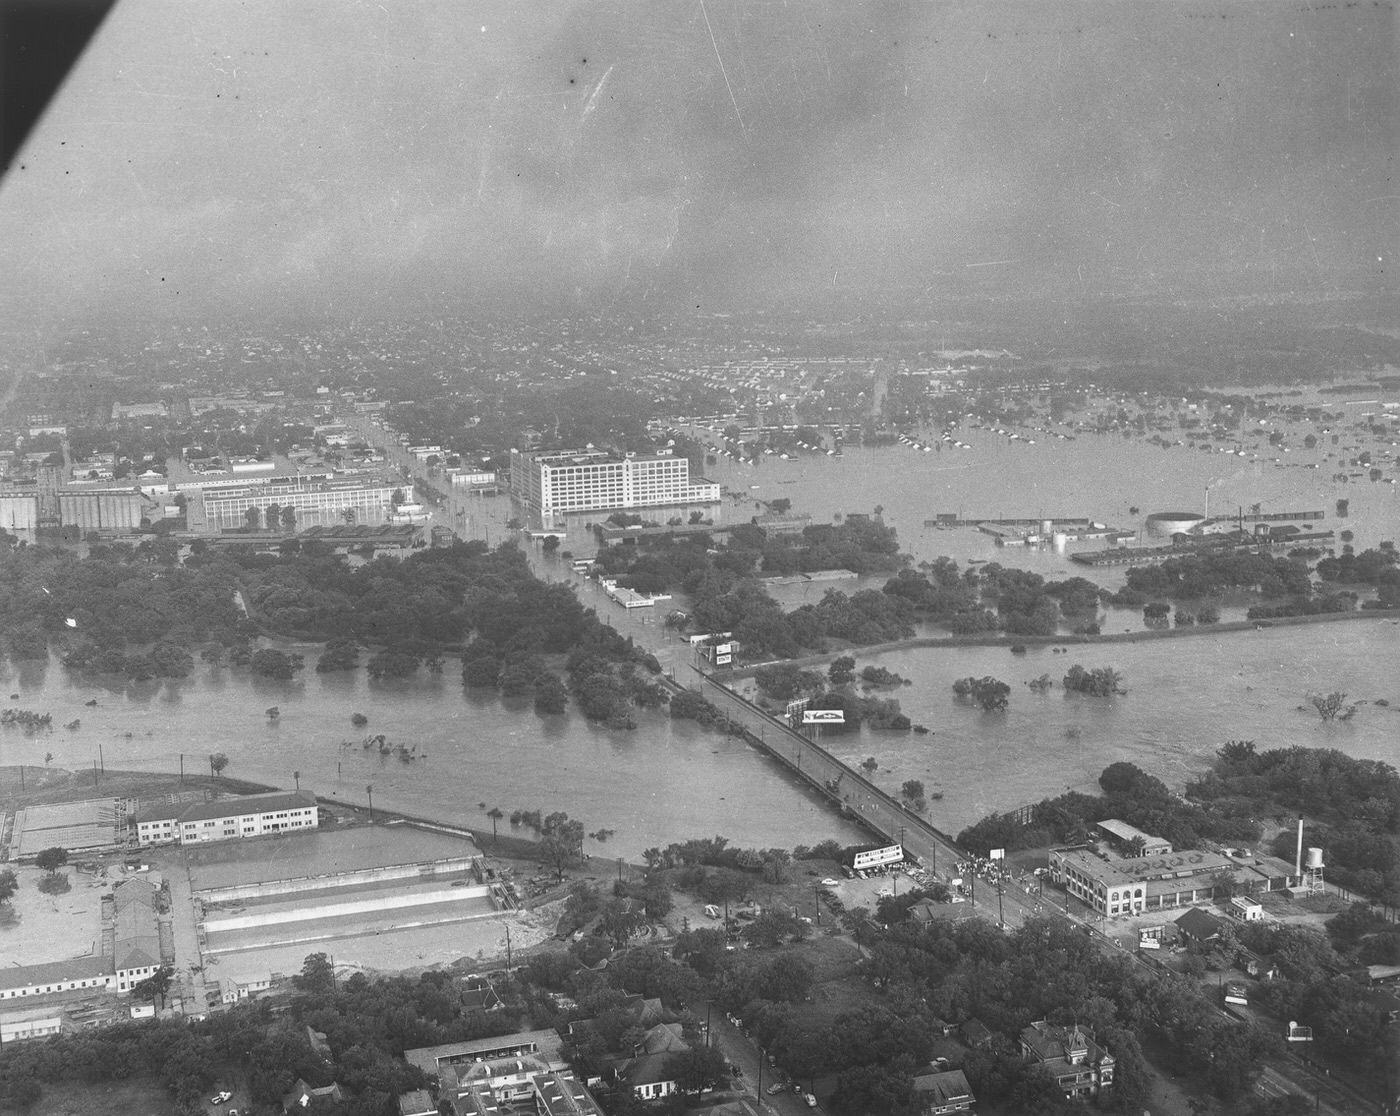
[0,545,244,681]
[1192,741,1400,905]
[957,759,1262,857]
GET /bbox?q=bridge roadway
[693,668,1051,927]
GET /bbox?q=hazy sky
[0,0,1395,332]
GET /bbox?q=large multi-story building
[135,790,318,846]
[192,477,397,532]
[1049,842,1302,917]
[509,448,719,527]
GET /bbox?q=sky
[0,0,1395,333]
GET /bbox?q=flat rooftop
[186,825,480,892]
[14,798,123,858]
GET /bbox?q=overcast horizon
[1,0,1395,336]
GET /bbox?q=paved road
[701,1001,819,1116]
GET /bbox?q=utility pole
[179,753,184,784]
[505,924,512,968]
[366,784,373,821]
[98,742,104,774]
[814,883,821,925]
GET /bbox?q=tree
[34,846,68,875]
[280,505,297,531]
[664,1046,729,1094]
[542,535,561,554]
[540,812,586,880]
[828,655,857,687]
[486,806,504,845]
[0,868,19,904]
[249,648,305,680]
[953,675,1010,712]
[133,964,175,1010]
[1310,692,1352,721]
[294,952,336,995]
[598,897,648,948]
[209,752,229,776]
[244,505,262,530]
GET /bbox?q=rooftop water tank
[1305,847,1324,869]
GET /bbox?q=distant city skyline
[0,0,1395,336]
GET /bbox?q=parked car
[210,1093,233,1105]
[766,1083,787,1095]
[803,1092,819,1108]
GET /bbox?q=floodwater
[5,403,1397,859]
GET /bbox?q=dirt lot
[0,862,107,968]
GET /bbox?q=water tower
[1303,846,1325,895]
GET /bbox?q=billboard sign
[715,653,732,665]
[989,849,1006,861]
[802,709,846,724]
[852,844,905,871]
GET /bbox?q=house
[959,1018,993,1049]
[606,1022,690,1101]
[1239,950,1280,981]
[220,972,272,1004]
[1019,1020,1115,1100]
[911,1068,976,1114]
[1175,907,1224,945]
[282,1078,345,1111]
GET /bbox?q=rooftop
[187,825,479,893]
[137,789,317,826]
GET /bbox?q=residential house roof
[282,1078,344,1111]
[959,1018,993,1047]
[611,1022,689,1089]
[1175,907,1224,941]
[911,1068,975,1110]
[532,1071,605,1116]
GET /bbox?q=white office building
[509,448,719,527]
[135,790,318,846]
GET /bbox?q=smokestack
[1295,818,1304,876]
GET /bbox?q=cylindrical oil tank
[1305,847,1324,869]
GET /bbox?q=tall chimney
[1295,818,1304,876]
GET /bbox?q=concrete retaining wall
[195,855,480,903]
[204,883,492,932]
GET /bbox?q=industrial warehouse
[1048,819,1306,917]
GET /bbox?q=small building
[1175,907,1224,945]
[1096,819,1172,858]
[220,972,273,1004]
[960,1018,994,1050]
[0,1017,63,1043]
[911,1068,976,1114]
[605,1022,690,1101]
[282,1078,345,1111]
[1019,1020,1115,1100]
[397,1090,436,1116]
[1239,949,1280,981]
[1227,895,1264,922]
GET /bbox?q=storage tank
[1146,510,1206,537]
[1040,519,1053,537]
[1305,847,1324,869]
[1052,532,1068,550]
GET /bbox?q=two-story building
[135,789,318,846]
[1019,1021,1115,1100]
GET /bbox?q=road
[701,1002,820,1116]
